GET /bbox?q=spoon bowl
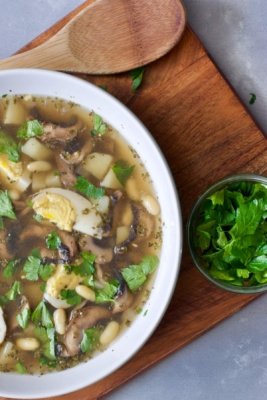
[0,0,186,74]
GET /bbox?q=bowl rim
[0,68,183,399]
[187,173,267,294]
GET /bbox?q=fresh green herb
[17,307,31,330]
[130,67,145,91]
[3,259,20,278]
[112,161,134,186]
[60,289,82,305]
[0,190,16,219]
[5,281,22,300]
[23,249,53,281]
[39,264,55,281]
[33,213,43,223]
[74,176,105,199]
[15,361,27,374]
[17,119,43,139]
[23,254,41,281]
[192,181,267,287]
[32,301,53,328]
[0,295,8,307]
[80,327,100,353]
[249,93,256,105]
[0,130,20,162]
[34,327,56,360]
[0,217,4,230]
[95,279,119,303]
[121,255,159,292]
[91,113,107,136]
[46,231,61,250]
[39,355,57,368]
[68,251,96,277]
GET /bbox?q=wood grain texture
[0,0,185,74]
[1,1,266,399]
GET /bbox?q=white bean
[8,189,20,201]
[45,172,61,187]
[16,337,40,351]
[53,308,67,335]
[75,285,96,302]
[27,161,52,173]
[141,194,160,216]
[100,321,120,346]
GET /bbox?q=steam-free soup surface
[0,95,161,374]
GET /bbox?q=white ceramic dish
[0,69,182,399]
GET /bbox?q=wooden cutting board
[2,1,267,399]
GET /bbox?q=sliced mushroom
[63,306,111,357]
[40,120,81,147]
[0,227,17,260]
[61,138,93,165]
[78,236,113,264]
[55,155,77,188]
[58,231,78,263]
[0,306,7,344]
[114,203,155,254]
[112,280,133,314]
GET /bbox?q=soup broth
[0,95,161,374]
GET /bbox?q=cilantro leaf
[3,259,20,278]
[74,176,105,199]
[17,307,31,330]
[95,279,119,303]
[130,67,145,91]
[5,280,22,300]
[60,289,82,305]
[32,301,53,328]
[34,327,56,360]
[17,120,43,139]
[249,93,256,105]
[70,251,96,277]
[0,130,20,162]
[39,264,55,281]
[121,255,159,292]
[15,361,27,374]
[0,190,16,219]
[91,113,107,137]
[23,255,41,281]
[81,327,100,353]
[112,161,134,186]
[45,231,61,250]
[39,355,57,369]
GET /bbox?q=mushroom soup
[0,95,161,374]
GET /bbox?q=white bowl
[0,69,182,399]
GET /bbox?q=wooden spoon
[0,0,186,74]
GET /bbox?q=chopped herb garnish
[35,327,56,360]
[0,190,16,220]
[249,93,256,105]
[95,279,119,303]
[23,254,41,281]
[60,289,82,305]
[68,251,96,277]
[3,259,20,279]
[0,130,20,162]
[39,355,57,368]
[91,113,107,136]
[17,307,31,330]
[39,264,55,281]
[112,161,134,186]
[32,301,53,328]
[130,67,145,91]
[17,119,44,139]
[74,176,105,199]
[46,231,62,250]
[15,361,27,374]
[80,327,100,353]
[121,255,159,292]
[191,181,267,287]
[33,213,43,222]
[5,280,22,300]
